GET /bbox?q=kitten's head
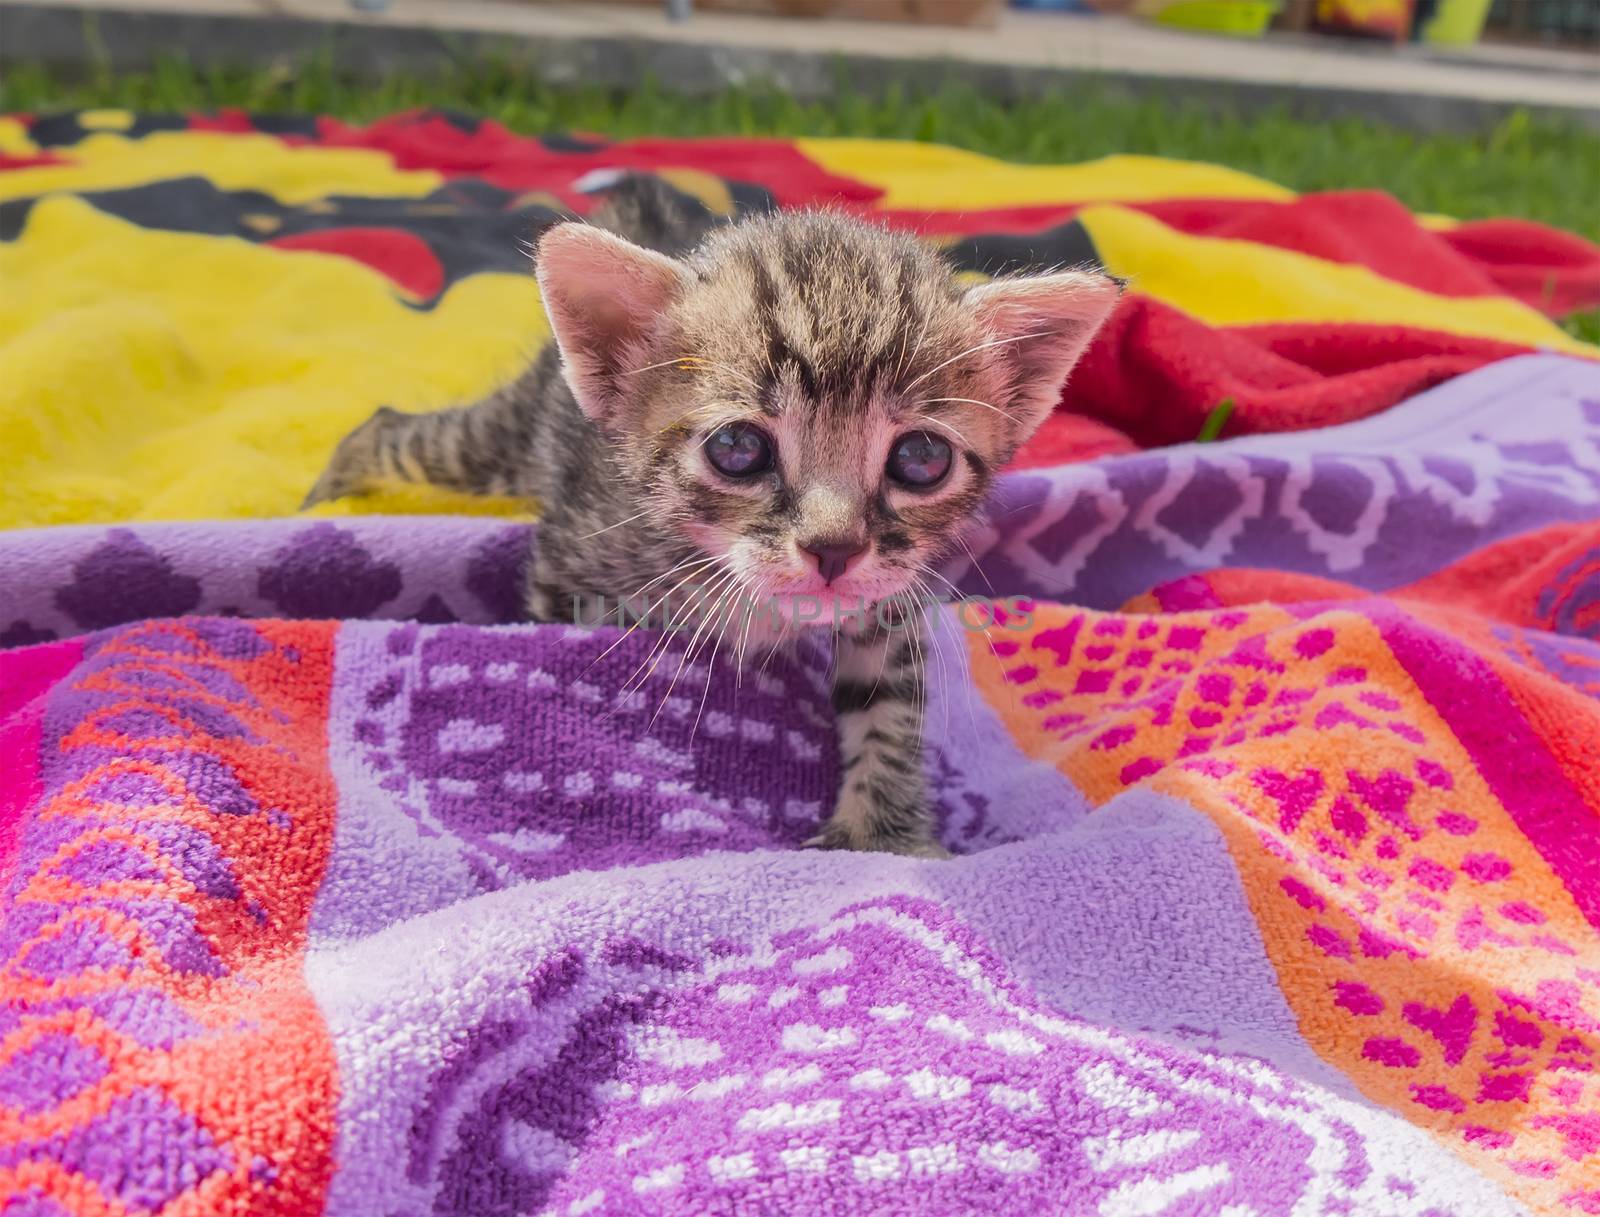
[534,209,1119,617]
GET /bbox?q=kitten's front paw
[301,407,398,509]
[802,809,950,859]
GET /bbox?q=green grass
[5,56,1597,343]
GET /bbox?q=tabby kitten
[305,177,1120,856]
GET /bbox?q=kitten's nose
[802,539,868,586]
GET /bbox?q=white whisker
[577,509,652,540]
[911,415,974,448]
[581,555,720,679]
[648,564,741,734]
[904,330,1049,391]
[623,569,724,698]
[894,308,936,388]
[952,532,997,599]
[919,396,1017,423]
[908,574,951,739]
[914,564,982,742]
[690,573,752,742]
[621,357,694,377]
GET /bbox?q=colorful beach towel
[2,109,1597,526]
[5,356,1600,1216]
[5,111,1600,1217]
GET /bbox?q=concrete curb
[6,2,1599,134]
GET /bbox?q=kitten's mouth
[761,587,917,630]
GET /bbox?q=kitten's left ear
[963,269,1122,437]
[534,222,692,428]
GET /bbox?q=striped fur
[306,176,1118,855]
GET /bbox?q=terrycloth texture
[6,355,1600,1216]
[3,352,1596,644]
[3,110,1599,526]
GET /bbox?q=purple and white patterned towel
[6,354,1600,1217]
[4,353,1598,644]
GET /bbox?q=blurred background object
[1413,0,1494,44]
[598,0,1005,24]
[1488,0,1600,45]
[1135,0,1284,37]
[1006,0,1598,44]
[311,0,1600,41]
[1311,0,1416,39]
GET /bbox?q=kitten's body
[304,184,716,623]
[307,177,1118,855]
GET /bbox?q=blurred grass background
[6,57,1597,343]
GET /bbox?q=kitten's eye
[704,422,774,478]
[886,431,953,489]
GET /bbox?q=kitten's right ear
[963,269,1121,440]
[533,222,690,428]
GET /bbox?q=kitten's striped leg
[807,622,948,858]
[302,383,540,508]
